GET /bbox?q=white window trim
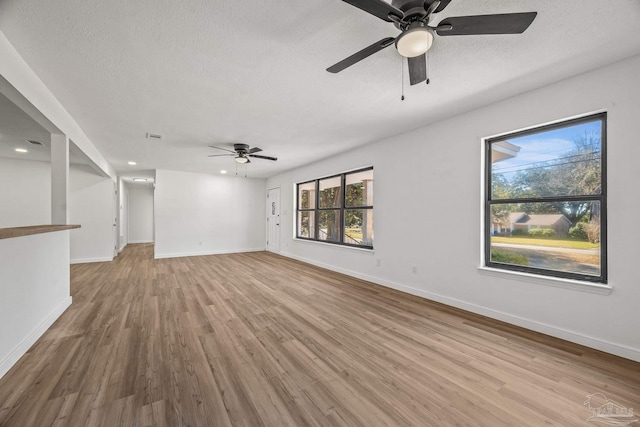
[476,266,612,295]
[293,237,375,253]
[479,111,609,292]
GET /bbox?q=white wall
[0,230,72,379]
[0,159,114,262]
[267,54,640,362]
[0,157,50,227]
[155,169,266,258]
[128,186,154,243]
[69,165,114,263]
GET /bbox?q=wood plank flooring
[0,243,638,426]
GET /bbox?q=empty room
[1,1,639,426]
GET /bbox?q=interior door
[267,187,280,253]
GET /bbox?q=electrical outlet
[376,259,381,267]
[412,266,417,274]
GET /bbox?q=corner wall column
[50,133,69,224]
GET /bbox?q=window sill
[477,266,612,295]
[293,238,374,254]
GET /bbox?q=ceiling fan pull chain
[401,56,405,101]
[426,51,430,85]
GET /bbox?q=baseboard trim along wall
[279,251,640,363]
[71,257,114,264]
[128,240,154,244]
[0,296,72,380]
[154,247,266,260]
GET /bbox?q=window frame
[484,113,607,283]
[296,167,374,250]
[296,179,317,240]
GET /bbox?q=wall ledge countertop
[0,225,81,240]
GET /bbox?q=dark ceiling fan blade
[327,37,395,73]
[208,145,236,153]
[408,54,426,86]
[436,12,537,36]
[208,154,235,157]
[434,0,452,13]
[248,147,263,154]
[248,154,278,161]
[425,0,452,14]
[341,0,403,22]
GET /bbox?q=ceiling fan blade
[208,145,236,153]
[248,147,263,154]
[425,0,452,14]
[249,154,278,161]
[327,37,396,73]
[434,0,452,13]
[436,12,537,36]
[208,154,235,157]
[408,54,426,86]
[341,0,403,22]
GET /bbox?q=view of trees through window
[297,168,373,248]
[486,113,606,282]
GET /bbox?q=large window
[485,113,606,283]
[297,167,373,249]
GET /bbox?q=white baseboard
[71,256,114,264]
[128,240,153,244]
[154,247,266,260]
[279,251,640,363]
[119,243,127,252]
[0,296,72,380]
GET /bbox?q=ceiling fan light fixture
[395,25,434,58]
[235,156,249,164]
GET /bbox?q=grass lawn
[491,236,599,250]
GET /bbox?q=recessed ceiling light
[15,148,28,153]
[220,170,227,174]
[128,161,137,165]
[133,178,147,182]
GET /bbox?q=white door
[267,187,280,253]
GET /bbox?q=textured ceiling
[1,0,639,178]
[0,91,91,165]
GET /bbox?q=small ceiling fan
[327,0,537,85]
[208,143,278,164]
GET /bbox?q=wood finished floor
[0,244,638,426]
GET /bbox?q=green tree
[318,185,341,240]
[344,182,363,227]
[505,130,601,226]
[490,173,515,225]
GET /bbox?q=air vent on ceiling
[146,133,163,140]
[26,139,43,146]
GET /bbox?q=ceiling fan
[327,0,537,85]
[208,143,278,164]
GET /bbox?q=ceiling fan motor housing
[391,0,431,28]
[233,143,250,154]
